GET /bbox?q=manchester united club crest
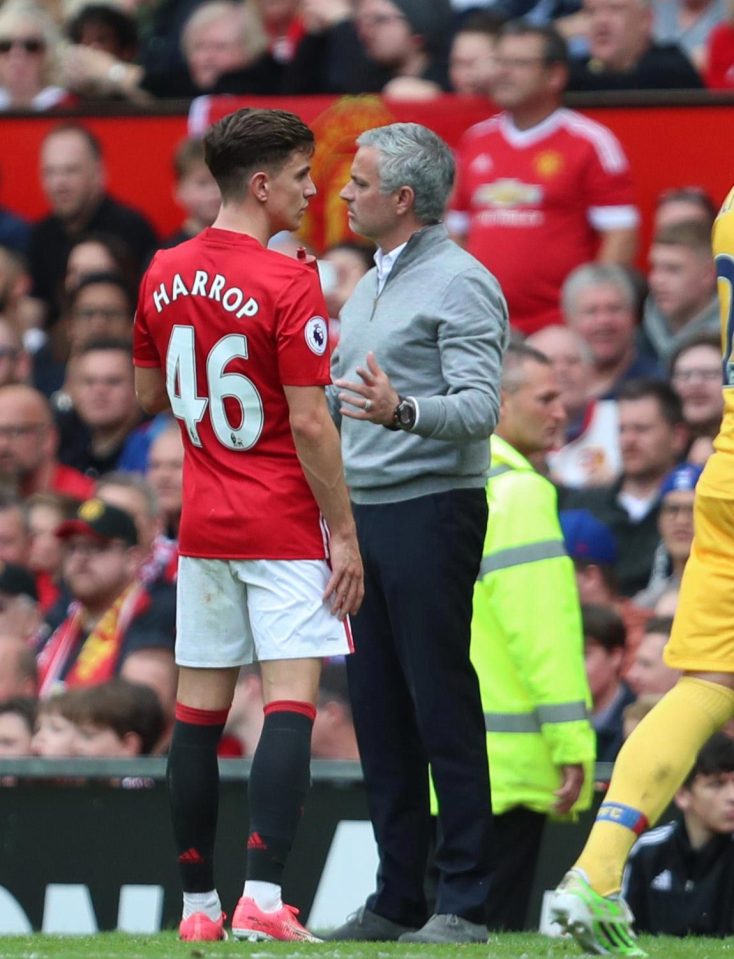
[534,150,564,178]
[300,96,396,252]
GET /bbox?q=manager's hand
[335,352,399,427]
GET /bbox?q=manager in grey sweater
[328,122,508,945]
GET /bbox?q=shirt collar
[374,241,408,294]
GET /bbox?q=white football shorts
[176,556,354,667]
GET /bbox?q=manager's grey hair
[356,123,455,225]
[562,263,637,319]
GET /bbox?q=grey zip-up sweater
[330,223,509,504]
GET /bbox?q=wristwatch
[391,396,417,431]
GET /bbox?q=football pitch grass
[0,933,732,959]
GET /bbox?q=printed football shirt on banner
[133,227,331,560]
[450,108,638,335]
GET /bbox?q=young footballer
[133,107,363,943]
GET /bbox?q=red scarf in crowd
[38,583,147,696]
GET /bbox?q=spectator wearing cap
[560,378,688,596]
[636,463,703,610]
[0,560,42,642]
[560,508,652,670]
[36,498,175,696]
[354,0,454,98]
[582,604,636,764]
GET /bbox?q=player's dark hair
[44,122,103,161]
[204,108,314,201]
[498,20,568,67]
[617,378,684,428]
[582,604,627,652]
[684,732,734,787]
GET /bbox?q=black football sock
[167,703,228,892]
[245,701,315,885]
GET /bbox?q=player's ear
[251,171,269,203]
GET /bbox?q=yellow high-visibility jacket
[474,435,596,818]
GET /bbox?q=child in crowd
[622,733,734,936]
[65,678,165,757]
[162,137,221,248]
[32,689,77,757]
[0,696,36,757]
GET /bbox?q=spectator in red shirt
[449,21,639,335]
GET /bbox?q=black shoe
[398,913,488,943]
[326,905,418,941]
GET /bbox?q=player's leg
[552,483,734,955]
[231,558,350,942]
[169,665,240,941]
[171,556,250,941]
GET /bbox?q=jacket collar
[380,222,448,288]
[490,434,535,472]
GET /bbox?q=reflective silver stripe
[537,702,588,724]
[477,540,567,578]
[485,702,589,733]
[485,712,541,733]
[487,465,513,479]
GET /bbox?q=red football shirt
[133,228,331,560]
[450,108,638,335]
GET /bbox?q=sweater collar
[378,222,448,288]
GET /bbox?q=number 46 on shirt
[166,325,264,451]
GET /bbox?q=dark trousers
[346,488,493,926]
[485,808,546,931]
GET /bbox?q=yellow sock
[576,677,734,895]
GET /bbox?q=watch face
[397,400,415,428]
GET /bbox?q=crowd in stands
[0,0,733,110]
[0,1,733,938]
[0,15,727,750]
